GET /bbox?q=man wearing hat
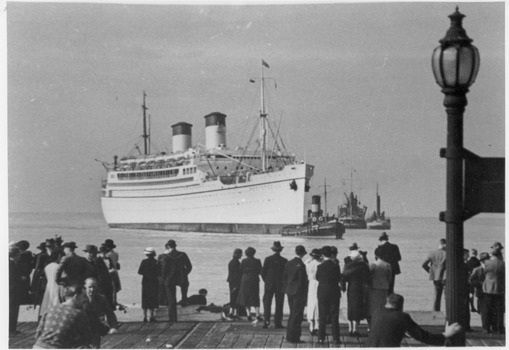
[422,238,447,312]
[226,248,243,319]
[56,242,93,290]
[469,252,491,332]
[261,241,288,329]
[482,242,505,334]
[316,245,342,345]
[83,245,114,308]
[283,245,309,343]
[16,240,34,305]
[374,232,402,294]
[160,239,193,321]
[9,245,22,335]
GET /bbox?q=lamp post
[431,7,480,346]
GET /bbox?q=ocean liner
[100,62,314,234]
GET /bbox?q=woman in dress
[138,247,161,322]
[39,249,61,320]
[305,248,322,335]
[236,247,263,324]
[342,250,371,336]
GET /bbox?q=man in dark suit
[366,293,461,347]
[374,232,401,294]
[261,241,288,329]
[316,246,342,345]
[227,248,243,319]
[9,245,23,335]
[83,245,114,308]
[422,238,446,311]
[466,249,481,313]
[160,239,193,321]
[56,242,92,289]
[283,245,308,343]
[483,242,505,334]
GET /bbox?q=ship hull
[338,217,367,229]
[280,221,345,239]
[101,164,312,234]
[366,220,391,230]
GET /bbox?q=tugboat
[280,195,345,238]
[366,184,391,230]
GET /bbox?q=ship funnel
[311,195,321,216]
[204,112,227,149]
[171,122,193,153]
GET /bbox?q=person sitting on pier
[366,293,462,347]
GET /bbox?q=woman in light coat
[305,249,323,335]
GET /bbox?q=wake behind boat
[100,61,314,234]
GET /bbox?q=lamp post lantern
[431,7,480,346]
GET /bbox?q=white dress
[39,262,60,317]
[305,259,321,323]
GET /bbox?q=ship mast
[260,60,268,171]
[320,178,331,216]
[376,182,381,217]
[142,91,149,155]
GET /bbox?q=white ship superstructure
[101,63,314,234]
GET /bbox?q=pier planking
[9,320,505,348]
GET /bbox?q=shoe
[465,327,474,332]
[149,317,156,323]
[353,331,361,337]
[257,316,264,322]
[482,329,492,334]
[262,322,269,329]
[317,339,325,344]
[348,331,354,337]
[275,324,285,329]
[247,315,253,322]
[143,317,148,323]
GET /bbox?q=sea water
[9,212,504,311]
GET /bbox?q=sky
[4,1,505,218]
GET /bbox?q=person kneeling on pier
[178,288,207,306]
[366,293,462,347]
[78,277,118,348]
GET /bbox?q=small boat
[366,184,391,230]
[280,195,345,238]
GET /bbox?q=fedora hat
[491,241,504,250]
[83,244,98,254]
[379,232,389,241]
[349,243,359,251]
[17,240,30,251]
[144,247,156,255]
[271,241,283,251]
[99,244,110,253]
[62,241,77,250]
[36,242,47,251]
[104,239,116,249]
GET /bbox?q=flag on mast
[262,59,270,68]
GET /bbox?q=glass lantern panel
[458,47,475,86]
[431,47,445,87]
[442,47,459,87]
[471,46,480,85]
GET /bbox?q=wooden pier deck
[9,307,506,348]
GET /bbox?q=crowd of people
[8,232,505,347]
[422,238,505,335]
[9,237,121,348]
